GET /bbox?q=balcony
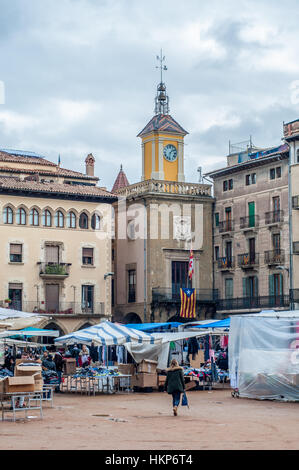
[39,262,71,279]
[240,215,259,230]
[264,249,285,266]
[217,295,289,311]
[265,210,284,226]
[116,179,211,197]
[217,256,235,271]
[238,252,259,269]
[218,220,234,234]
[152,288,218,305]
[292,196,299,209]
[0,301,105,315]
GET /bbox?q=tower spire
[155,49,169,115]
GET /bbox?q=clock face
[163,144,177,162]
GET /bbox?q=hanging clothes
[204,335,210,362]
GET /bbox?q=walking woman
[164,359,185,416]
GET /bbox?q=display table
[60,374,132,395]
[0,392,43,422]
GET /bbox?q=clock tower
[137,52,188,182]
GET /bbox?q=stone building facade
[0,149,116,336]
[207,143,291,316]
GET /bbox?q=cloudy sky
[0,0,299,190]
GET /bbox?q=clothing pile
[0,367,14,378]
[72,366,121,378]
[42,370,59,385]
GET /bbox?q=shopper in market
[79,344,90,367]
[164,359,185,416]
[54,350,64,392]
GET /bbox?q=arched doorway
[78,323,92,330]
[123,313,142,324]
[42,322,66,345]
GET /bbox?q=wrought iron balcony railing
[218,220,234,233]
[240,215,259,229]
[152,288,219,304]
[217,295,289,311]
[238,252,259,268]
[0,301,105,315]
[265,210,284,225]
[217,256,235,270]
[264,249,285,265]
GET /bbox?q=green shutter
[269,274,274,296]
[243,278,247,297]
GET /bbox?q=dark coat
[164,366,185,394]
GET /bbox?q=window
[246,173,256,185]
[91,214,101,230]
[228,179,233,190]
[270,167,281,180]
[3,206,13,224]
[16,208,26,225]
[215,246,219,261]
[297,149,299,163]
[55,211,64,228]
[30,208,39,226]
[8,283,22,311]
[215,213,219,227]
[42,210,52,227]
[10,244,22,263]
[128,270,136,303]
[67,212,76,228]
[223,180,228,192]
[225,278,234,299]
[82,247,94,265]
[79,213,88,229]
[82,285,94,313]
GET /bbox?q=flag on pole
[180,288,196,319]
[188,249,194,280]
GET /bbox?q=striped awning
[54,321,162,346]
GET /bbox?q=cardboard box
[137,360,157,374]
[3,376,35,393]
[131,373,157,388]
[118,363,135,376]
[34,378,44,391]
[63,358,77,375]
[157,375,167,386]
[189,351,205,368]
[15,364,42,379]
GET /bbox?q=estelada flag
[188,249,194,280]
[180,288,196,319]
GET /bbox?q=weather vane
[154,49,169,115]
[156,49,168,84]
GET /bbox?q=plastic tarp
[125,331,204,370]
[55,321,162,346]
[125,322,182,331]
[0,307,46,330]
[191,318,230,329]
[229,312,299,401]
[4,327,59,338]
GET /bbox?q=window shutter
[45,245,59,263]
[269,274,274,296]
[83,248,93,257]
[10,244,22,254]
[243,278,247,297]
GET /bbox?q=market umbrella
[54,321,162,346]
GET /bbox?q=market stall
[229,311,299,401]
[54,321,162,394]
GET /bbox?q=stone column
[157,138,165,180]
[141,142,145,181]
[177,141,185,182]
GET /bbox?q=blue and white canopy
[54,321,162,346]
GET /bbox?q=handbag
[181,391,189,408]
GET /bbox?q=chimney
[85,153,95,176]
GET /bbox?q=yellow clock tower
[137,53,188,182]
